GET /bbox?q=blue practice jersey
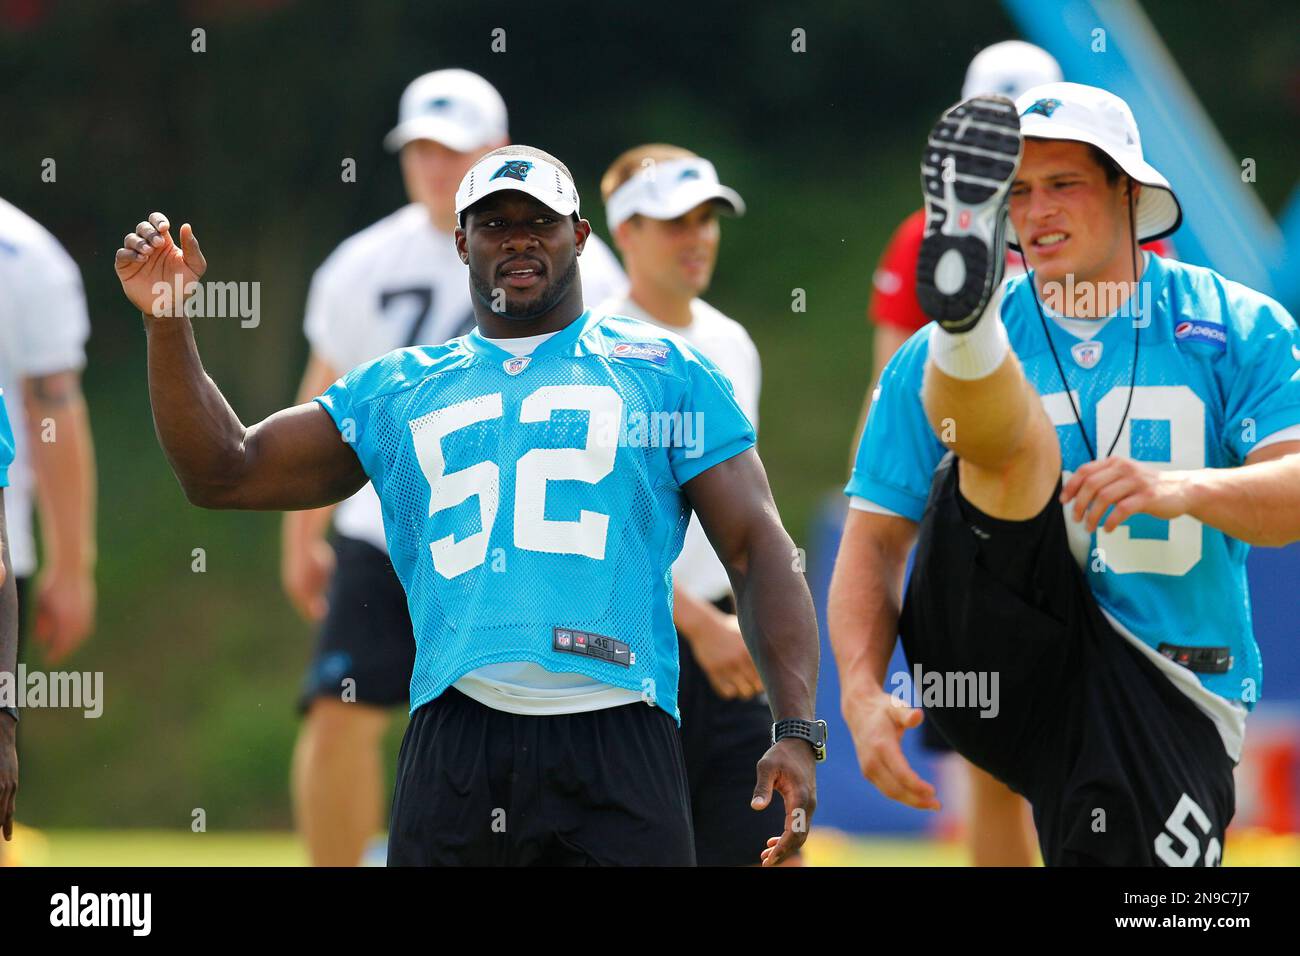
[317,310,756,720]
[848,255,1300,707]
[0,388,12,487]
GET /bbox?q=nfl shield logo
[503,356,531,376]
[1071,340,1103,369]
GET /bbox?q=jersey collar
[464,309,601,361]
[1019,251,1159,350]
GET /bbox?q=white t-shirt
[0,197,91,577]
[599,295,762,602]
[304,203,627,551]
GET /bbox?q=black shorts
[899,454,1235,866]
[297,535,415,713]
[387,688,695,866]
[677,595,784,866]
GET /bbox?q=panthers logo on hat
[1023,97,1062,118]
[490,159,534,182]
[677,168,701,182]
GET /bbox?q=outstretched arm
[116,213,367,511]
[684,447,819,865]
[24,370,97,663]
[1062,440,1300,547]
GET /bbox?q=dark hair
[1086,144,1125,187]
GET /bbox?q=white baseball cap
[605,157,745,230]
[455,149,581,221]
[384,69,508,153]
[962,40,1063,100]
[1009,81,1182,247]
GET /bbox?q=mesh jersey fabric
[848,254,1300,707]
[0,391,13,486]
[317,309,756,721]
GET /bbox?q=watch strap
[772,717,827,761]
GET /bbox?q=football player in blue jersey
[830,83,1300,865]
[113,145,822,866]
[0,395,18,843]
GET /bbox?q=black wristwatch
[772,717,827,762]
[0,705,17,725]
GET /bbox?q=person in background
[599,144,792,865]
[845,41,1064,866]
[0,197,97,867]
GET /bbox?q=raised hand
[115,212,207,317]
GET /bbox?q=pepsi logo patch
[503,356,531,375]
[1174,320,1227,352]
[611,342,670,365]
[1071,340,1104,369]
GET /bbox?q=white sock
[928,290,1009,380]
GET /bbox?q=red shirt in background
[868,208,1177,333]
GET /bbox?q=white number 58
[1154,792,1222,867]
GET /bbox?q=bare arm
[116,213,367,511]
[684,447,818,865]
[671,582,763,700]
[1184,443,1300,546]
[23,370,97,662]
[827,507,940,810]
[828,508,915,699]
[280,353,345,619]
[685,448,817,721]
[1062,440,1300,548]
[24,371,96,576]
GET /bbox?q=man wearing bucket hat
[114,143,822,865]
[281,69,626,866]
[842,40,1065,868]
[832,81,1300,865]
[598,145,790,865]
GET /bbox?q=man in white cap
[841,40,1064,866]
[282,69,626,866]
[832,81,1300,865]
[113,142,822,865]
[598,144,790,865]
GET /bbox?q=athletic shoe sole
[916,95,1022,332]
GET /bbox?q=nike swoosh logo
[1292,344,1300,361]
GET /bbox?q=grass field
[7,825,1297,867]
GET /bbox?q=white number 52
[409,385,622,579]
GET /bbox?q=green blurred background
[2,0,1295,828]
